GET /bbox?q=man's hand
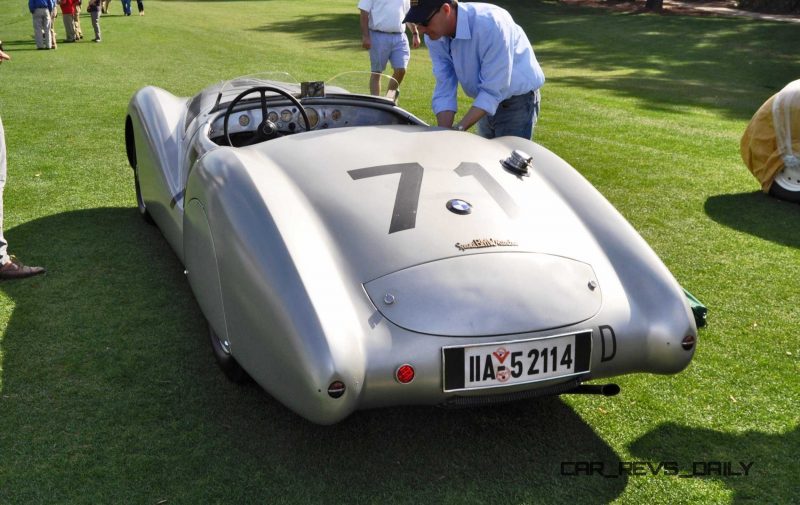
[359,9,371,50]
[411,32,420,49]
[0,50,10,64]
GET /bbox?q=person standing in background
[0,50,47,279]
[49,1,59,49]
[29,0,56,49]
[73,0,84,40]
[59,0,78,42]
[87,0,101,41]
[136,0,143,15]
[121,0,131,16]
[358,0,419,97]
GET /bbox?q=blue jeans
[121,0,131,15]
[477,89,540,140]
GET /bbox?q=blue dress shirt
[427,2,545,116]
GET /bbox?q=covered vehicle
[125,72,702,425]
[741,79,800,202]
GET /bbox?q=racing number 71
[348,162,519,234]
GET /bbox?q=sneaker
[93,38,101,42]
[0,256,46,280]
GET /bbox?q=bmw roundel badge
[446,199,472,215]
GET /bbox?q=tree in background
[645,0,663,11]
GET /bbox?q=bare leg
[389,68,406,91]
[369,72,381,96]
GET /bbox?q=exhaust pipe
[567,383,620,396]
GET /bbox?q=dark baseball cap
[403,0,450,24]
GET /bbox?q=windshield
[199,71,402,112]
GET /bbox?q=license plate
[442,331,592,392]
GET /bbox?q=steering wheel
[223,86,311,147]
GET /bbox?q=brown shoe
[0,256,46,280]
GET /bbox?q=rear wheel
[126,115,154,224]
[209,323,248,383]
[133,167,155,224]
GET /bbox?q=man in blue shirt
[404,0,545,139]
[29,0,57,49]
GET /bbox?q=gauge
[331,109,342,121]
[267,111,278,123]
[280,109,293,122]
[238,114,250,127]
[306,108,319,129]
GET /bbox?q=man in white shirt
[359,0,420,96]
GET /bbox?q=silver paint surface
[127,75,697,424]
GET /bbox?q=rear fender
[185,148,369,424]
[495,137,697,374]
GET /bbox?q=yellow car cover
[740,79,800,192]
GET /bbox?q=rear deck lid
[363,252,602,337]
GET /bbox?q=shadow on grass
[505,0,800,120]
[245,0,800,120]
[215,392,629,504]
[0,207,625,504]
[704,191,800,248]
[629,423,799,503]
[250,12,357,50]
[3,39,41,51]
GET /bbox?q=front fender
[126,86,190,260]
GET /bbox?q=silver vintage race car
[125,72,704,424]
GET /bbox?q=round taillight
[396,364,415,384]
[327,381,346,398]
[681,335,696,350]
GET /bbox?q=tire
[127,115,155,224]
[133,167,155,224]
[209,323,248,383]
[769,180,800,203]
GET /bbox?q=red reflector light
[396,364,415,384]
[681,335,696,350]
[327,381,346,398]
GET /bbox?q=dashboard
[209,100,412,145]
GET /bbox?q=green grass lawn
[0,1,798,503]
